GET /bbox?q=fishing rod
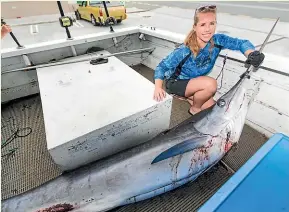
[215,17,280,108]
[1,18,32,67]
[102,1,114,32]
[57,1,73,39]
[2,47,155,74]
[1,18,24,48]
[239,17,280,79]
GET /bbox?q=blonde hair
[184,8,217,57]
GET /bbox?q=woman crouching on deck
[153,5,264,115]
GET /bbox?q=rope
[1,127,32,158]
[216,54,228,90]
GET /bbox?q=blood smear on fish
[224,142,233,152]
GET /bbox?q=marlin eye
[217,99,226,107]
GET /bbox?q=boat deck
[1,64,268,211]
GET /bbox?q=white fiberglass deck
[37,51,172,171]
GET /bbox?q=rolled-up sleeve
[154,46,185,80]
[214,34,255,54]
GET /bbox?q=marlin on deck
[1,18,279,212]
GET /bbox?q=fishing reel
[59,16,73,27]
[1,18,6,26]
[1,17,8,27]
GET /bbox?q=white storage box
[37,52,172,171]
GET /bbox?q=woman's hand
[154,79,166,102]
[1,25,12,39]
[245,50,265,68]
[153,87,166,102]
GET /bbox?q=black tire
[117,19,122,24]
[75,10,81,20]
[91,15,100,26]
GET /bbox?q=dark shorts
[165,79,190,97]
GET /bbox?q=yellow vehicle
[75,1,127,26]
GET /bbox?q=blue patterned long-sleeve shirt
[154,33,255,80]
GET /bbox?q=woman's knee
[200,77,217,94]
[185,76,217,96]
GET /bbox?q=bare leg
[187,97,194,106]
[187,97,215,110]
[184,76,217,114]
[201,97,216,110]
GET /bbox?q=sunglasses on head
[196,5,217,12]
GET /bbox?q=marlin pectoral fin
[151,136,209,164]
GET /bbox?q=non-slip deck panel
[1,95,62,200]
